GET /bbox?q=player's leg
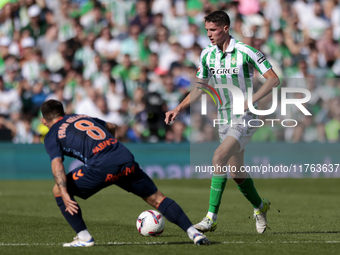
[116,162,210,245]
[194,135,239,232]
[143,190,209,245]
[228,150,270,233]
[53,183,94,247]
[228,150,261,204]
[53,166,98,247]
[227,123,271,233]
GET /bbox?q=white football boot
[63,235,95,247]
[254,198,271,234]
[194,215,217,233]
[193,233,211,245]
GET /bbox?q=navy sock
[157,197,192,232]
[55,196,87,233]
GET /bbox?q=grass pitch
[1,179,340,255]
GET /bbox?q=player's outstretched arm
[105,122,116,137]
[164,78,207,124]
[244,69,280,111]
[51,158,78,215]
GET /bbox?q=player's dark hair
[204,11,230,27]
[41,99,65,122]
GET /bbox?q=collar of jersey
[50,116,64,129]
[215,35,235,53]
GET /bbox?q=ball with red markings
[136,210,165,237]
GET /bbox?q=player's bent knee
[52,184,61,197]
[144,190,165,208]
[212,152,225,166]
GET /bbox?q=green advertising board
[0,143,339,179]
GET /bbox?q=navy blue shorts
[66,161,158,199]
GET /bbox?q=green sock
[208,174,228,214]
[237,175,262,208]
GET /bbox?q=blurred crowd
[0,0,339,144]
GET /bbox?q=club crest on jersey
[231,57,236,65]
[256,51,266,64]
[209,67,239,75]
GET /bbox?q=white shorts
[218,115,259,152]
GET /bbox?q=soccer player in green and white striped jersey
[165,11,280,234]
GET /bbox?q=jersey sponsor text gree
[209,67,240,75]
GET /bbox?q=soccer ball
[136,210,165,236]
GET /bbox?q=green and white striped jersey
[196,36,272,121]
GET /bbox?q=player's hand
[61,192,79,215]
[165,109,179,125]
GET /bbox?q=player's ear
[223,25,229,33]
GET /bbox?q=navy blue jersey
[44,114,134,168]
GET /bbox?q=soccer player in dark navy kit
[41,99,210,247]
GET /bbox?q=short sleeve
[196,49,212,80]
[44,132,64,162]
[247,48,272,75]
